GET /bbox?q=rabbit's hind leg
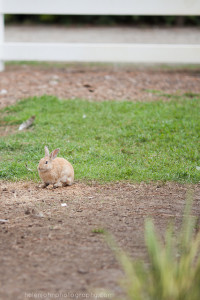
[62,177,73,186]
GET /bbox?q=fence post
[0,12,4,71]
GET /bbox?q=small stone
[0,89,7,95]
[0,219,9,223]
[37,211,44,218]
[78,269,88,274]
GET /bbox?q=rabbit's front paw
[53,182,62,188]
[39,183,49,188]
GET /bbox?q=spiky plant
[108,197,200,300]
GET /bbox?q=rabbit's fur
[38,146,74,188]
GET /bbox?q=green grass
[6,61,200,71]
[0,95,200,182]
[92,228,105,234]
[108,197,200,300]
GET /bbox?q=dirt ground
[0,181,200,300]
[0,64,200,109]
[0,64,200,300]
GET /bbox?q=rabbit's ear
[45,146,50,157]
[50,148,60,160]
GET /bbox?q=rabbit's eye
[45,161,48,164]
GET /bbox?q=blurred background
[5,14,200,45]
[4,14,200,26]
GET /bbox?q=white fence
[0,0,200,71]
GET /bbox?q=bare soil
[0,181,200,300]
[0,64,200,109]
[0,64,200,299]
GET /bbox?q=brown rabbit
[38,146,74,188]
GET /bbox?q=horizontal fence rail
[0,0,200,70]
[1,0,200,16]
[2,43,200,64]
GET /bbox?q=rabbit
[38,146,74,188]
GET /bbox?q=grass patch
[6,61,200,71]
[92,228,105,234]
[0,95,200,182]
[145,89,200,100]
